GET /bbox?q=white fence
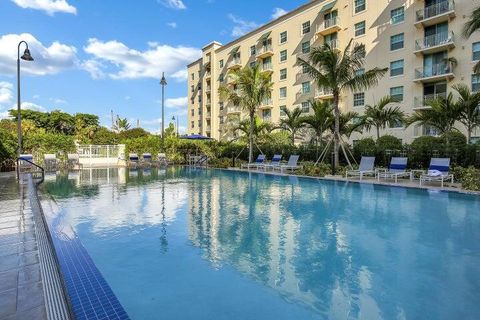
[76,144,126,167]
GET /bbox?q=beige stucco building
[187,0,480,143]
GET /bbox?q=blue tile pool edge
[31,179,131,320]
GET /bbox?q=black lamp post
[160,73,167,144]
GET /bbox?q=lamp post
[16,41,34,159]
[160,73,167,144]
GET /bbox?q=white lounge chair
[346,156,375,180]
[377,157,412,183]
[67,154,80,169]
[273,155,302,173]
[44,154,57,171]
[142,153,153,166]
[420,158,454,187]
[259,154,282,171]
[241,154,266,170]
[157,153,168,166]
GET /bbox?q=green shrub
[0,128,17,166]
[119,128,150,140]
[23,132,76,162]
[208,157,232,168]
[409,136,444,168]
[124,136,162,156]
[452,166,480,191]
[353,138,376,161]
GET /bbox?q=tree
[329,111,363,139]
[463,5,480,73]
[453,83,480,143]
[113,117,131,132]
[230,117,275,145]
[219,65,273,162]
[298,39,387,169]
[302,100,333,149]
[363,96,405,139]
[278,106,305,145]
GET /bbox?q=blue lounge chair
[377,157,412,183]
[346,156,375,180]
[259,154,282,171]
[420,158,454,187]
[142,153,153,166]
[128,153,140,167]
[242,154,266,170]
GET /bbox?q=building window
[302,82,311,94]
[302,65,309,74]
[219,116,224,124]
[355,68,365,76]
[353,92,365,107]
[219,102,224,110]
[219,60,224,68]
[390,86,404,102]
[280,68,287,80]
[191,109,194,116]
[302,21,311,34]
[250,61,256,69]
[262,109,272,121]
[250,46,256,56]
[191,73,194,80]
[390,33,404,51]
[219,73,224,82]
[389,119,403,128]
[390,59,404,76]
[355,21,366,37]
[473,42,480,61]
[191,85,194,92]
[302,41,311,54]
[280,50,287,62]
[198,96,202,103]
[198,120,201,127]
[301,102,310,113]
[280,106,287,117]
[473,74,480,92]
[390,7,404,24]
[280,87,287,99]
[191,121,194,128]
[354,0,366,13]
[280,31,288,44]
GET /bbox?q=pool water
[41,167,480,320]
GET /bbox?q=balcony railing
[414,31,454,52]
[316,17,341,36]
[261,63,273,72]
[325,39,340,50]
[414,62,454,81]
[296,72,311,82]
[414,124,440,137]
[296,89,312,100]
[315,88,334,98]
[414,93,447,109]
[227,106,242,113]
[206,86,211,93]
[228,59,242,69]
[416,0,455,22]
[257,45,274,58]
[261,98,273,107]
[324,17,340,29]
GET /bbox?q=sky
[0,0,301,133]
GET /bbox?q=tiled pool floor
[0,173,47,320]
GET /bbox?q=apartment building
[187,0,480,143]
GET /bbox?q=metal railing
[416,0,455,22]
[76,145,121,159]
[323,17,340,30]
[257,45,273,56]
[414,93,447,108]
[228,59,242,68]
[415,31,454,51]
[261,63,273,72]
[16,157,45,183]
[315,88,334,97]
[414,62,454,79]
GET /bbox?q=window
[191,85,194,92]
[302,82,311,94]
[355,68,365,76]
[301,102,310,113]
[354,0,366,13]
[262,109,271,121]
[302,41,311,54]
[302,21,311,34]
[280,106,287,117]
[280,68,287,80]
[198,120,201,127]
[191,73,194,80]
[355,21,366,36]
[191,121,194,128]
[280,50,287,62]
[473,74,480,92]
[219,116,224,124]
[302,65,309,74]
[352,116,362,125]
[391,7,404,24]
[390,33,404,51]
[249,61,256,69]
[473,42,480,61]
[191,109,194,116]
[250,46,256,56]
[219,60,224,68]
[280,87,287,99]
[389,119,403,128]
[390,59,404,76]
[219,102,224,110]
[219,73,224,82]
[198,96,202,103]
[353,92,365,106]
[390,86,404,102]
[280,31,288,44]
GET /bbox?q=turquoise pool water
[41,167,480,320]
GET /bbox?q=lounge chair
[44,154,57,171]
[128,153,140,167]
[157,153,168,166]
[18,154,34,172]
[67,154,80,169]
[377,157,412,183]
[241,154,266,170]
[142,153,153,166]
[346,156,375,180]
[273,155,302,173]
[259,154,282,171]
[420,158,454,187]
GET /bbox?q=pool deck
[0,173,47,320]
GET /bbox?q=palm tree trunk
[249,111,254,163]
[292,131,295,146]
[467,124,472,144]
[333,94,340,171]
[376,127,380,140]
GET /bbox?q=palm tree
[302,100,333,149]
[329,111,363,139]
[407,93,461,137]
[298,39,388,169]
[453,84,480,143]
[113,117,130,132]
[219,65,273,162]
[229,117,275,145]
[278,106,305,145]
[463,5,480,73]
[363,96,405,139]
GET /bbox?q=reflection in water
[41,167,480,320]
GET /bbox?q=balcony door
[423,51,447,76]
[423,81,447,100]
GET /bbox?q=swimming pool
[41,167,480,320]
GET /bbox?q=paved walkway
[0,173,47,320]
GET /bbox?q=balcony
[227,59,242,70]
[414,63,455,83]
[204,56,211,67]
[259,98,273,109]
[315,88,334,99]
[316,17,341,36]
[205,125,211,132]
[205,111,211,118]
[413,124,440,137]
[415,0,455,28]
[325,39,340,51]
[256,45,274,59]
[296,89,313,101]
[413,93,447,110]
[296,72,311,82]
[414,31,455,55]
[227,106,242,114]
[261,63,273,74]
[205,86,212,94]
[205,100,211,107]
[205,71,211,79]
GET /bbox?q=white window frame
[280,68,287,81]
[280,31,288,44]
[354,0,366,14]
[353,92,365,107]
[354,21,366,37]
[302,21,311,35]
[390,6,405,25]
[280,87,287,99]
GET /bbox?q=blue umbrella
[181,134,213,140]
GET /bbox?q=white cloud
[0,33,78,76]
[165,96,187,109]
[272,8,287,20]
[11,101,46,112]
[80,59,105,79]
[49,98,67,104]
[228,14,259,37]
[0,81,13,105]
[158,0,186,10]
[124,96,131,100]
[167,22,177,28]
[11,0,77,15]
[83,38,201,81]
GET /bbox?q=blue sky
[0,0,301,133]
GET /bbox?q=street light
[17,41,34,159]
[172,116,179,136]
[160,72,167,144]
